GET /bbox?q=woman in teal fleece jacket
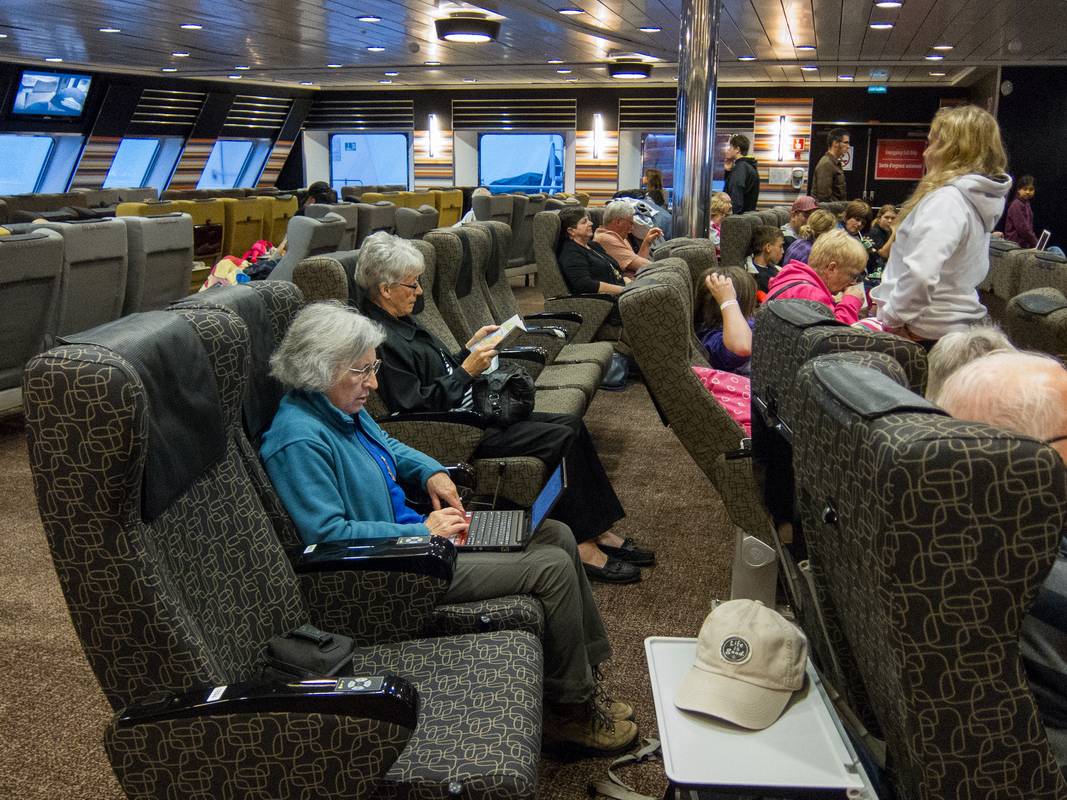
[259,301,638,756]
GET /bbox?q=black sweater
[558,239,625,295]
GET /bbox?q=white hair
[356,231,425,294]
[270,301,385,393]
[925,327,1015,403]
[603,200,636,226]
[937,350,1067,441]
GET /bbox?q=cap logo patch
[720,635,751,664]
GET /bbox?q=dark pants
[474,412,625,543]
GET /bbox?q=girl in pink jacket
[764,228,868,324]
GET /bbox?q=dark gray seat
[472,194,513,225]
[270,213,347,282]
[118,212,194,313]
[307,202,360,249]
[355,201,398,248]
[395,205,439,240]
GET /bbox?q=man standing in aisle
[723,134,760,214]
[811,128,850,202]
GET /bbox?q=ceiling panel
[0,0,1062,89]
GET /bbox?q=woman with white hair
[357,231,652,584]
[260,301,640,756]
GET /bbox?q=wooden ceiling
[0,0,1057,89]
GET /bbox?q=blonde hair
[798,209,837,241]
[710,192,732,219]
[808,228,867,275]
[898,105,1008,224]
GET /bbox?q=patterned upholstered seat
[984,241,1030,323]
[25,305,544,799]
[1006,287,1067,359]
[652,238,718,301]
[791,358,1067,800]
[1020,250,1067,297]
[718,212,757,267]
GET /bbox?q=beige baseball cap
[675,599,808,730]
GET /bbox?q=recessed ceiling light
[796,45,816,51]
[300,81,314,85]
[925,53,944,60]
[327,63,343,68]
[737,55,757,61]
[99,27,121,33]
[556,68,572,73]
[801,64,818,71]
[172,51,190,57]
[639,26,661,33]
[367,45,385,52]
[874,0,902,7]
[609,60,652,79]
[838,74,855,80]
[564,77,579,82]
[929,71,946,76]
[0,34,8,39]
[547,58,563,64]
[869,21,893,29]
[425,60,441,66]
[434,14,501,43]
[161,67,178,72]
[234,65,250,70]
[228,74,242,80]
[45,57,63,62]
[384,71,399,76]
[557,7,585,14]
[180,23,203,30]
[933,44,954,50]
[358,15,382,22]
[379,79,393,84]
[463,77,477,82]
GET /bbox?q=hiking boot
[594,676,635,721]
[543,700,640,758]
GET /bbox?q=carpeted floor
[0,287,736,799]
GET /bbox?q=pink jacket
[766,260,862,325]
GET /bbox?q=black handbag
[263,624,356,680]
[472,364,536,425]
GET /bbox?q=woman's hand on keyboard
[426,471,465,512]
[426,508,469,539]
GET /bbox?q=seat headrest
[812,360,944,421]
[1016,292,1067,316]
[61,311,226,522]
[766,299,843,329]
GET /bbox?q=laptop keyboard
[466,510,524,547]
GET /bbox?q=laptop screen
[531,463,565,530]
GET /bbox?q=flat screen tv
[12,70,92,117]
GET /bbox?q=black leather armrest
[289,535,456,583]
[500,345,548,364]
[523,324,569,340]
[547,293,616,303]
[378,409,491,429]
[525,311,584,325]
[115,674,418,731]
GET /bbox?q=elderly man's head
[938,351,1067,460]
[925,327,1014,403]
[807,228,868,293]
[602,201,637,237]
[356,231,425,317]
[270,302,385,415]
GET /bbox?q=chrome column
[671,0,722,239]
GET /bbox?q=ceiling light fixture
[547,58,563,64]
[425,60,441,66]
[639,26,661,33]
[801,64,818,71]
[869,21,893,29]
[327,63,343,68]
[172,51,190,57]
[180,23,203,30]
[358,15,382,22]
[609,59,651,79]
[434,13,501,43]
[0,33,7,39]
[874,0,903,7]
[925,53,944,60]
[933,44,953,50]
[99,27,121,33]
[228,74,242,79]
[737,55,757,61]
[564,77,579,82]
[557,7,585,14]
[796,44,816,51]
[161,67,178,72]
[384,70,399,76]
[45,57,63,62]
[367,45,385,52]
[929,71,946,76]
[838,74,855,80]
[556,68,572,73]
[379,79,393,84]
[463,77,477,82]
[234,65,250,70]
[300,81,314,85]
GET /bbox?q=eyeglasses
[393,281,420,291]
[347,359,382,381]
[1045,434,1067,447]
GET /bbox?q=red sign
[874,139,926,181]
[791,137,805,151]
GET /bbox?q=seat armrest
[547,292,616,303]
[378,409,491,429]
[500,345,548,364]
[114,674,418,730]
[523,324,568,340]
[525,311,583,325]
[290,535,456,582]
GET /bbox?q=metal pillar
[671,0,722,239]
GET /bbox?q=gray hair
[937,350,1067,442]
[603,200,636,226]
[270,301,385,393]
[473,187,491,198]
[925,327,1015,403]
[355,231,425,295]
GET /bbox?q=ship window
[0,134,56,194]
[103,138,160,188]
[329,133,410,192]
[479,133,565,195]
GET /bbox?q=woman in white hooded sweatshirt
[872,105,1011,345]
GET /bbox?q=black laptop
[456,462,567,552]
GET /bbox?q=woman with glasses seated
[356,232,653,585]
[260,302,639,756]
[765,228,868,325]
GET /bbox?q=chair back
[792,358,1067,800]
[355,201,397,248]
[424,226,493,342]
[307,202,359,250]
[432,189,463,226]
[506,194,531,268]
[119,213,194,313]
[219,197,264,259]
[532,211,569,299]
[719,213,754,267]
[981,238,1018,292]
[652,239,717,301]
[270,213,346,282]
[395,205,439,240]
[1006,288,1067,359]
[1020,250,1067,297]
[473,194,512,224]
[470,220,521,322]
[0,230,65,390]
[41,219,129,336]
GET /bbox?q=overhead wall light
[776,115,788,161]
[608,60,651,79]
[593,112,604,159]
[435,13,501,43]
[428,113,440,157]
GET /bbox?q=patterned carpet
[0,286,736,799]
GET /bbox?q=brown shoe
[594,681,635,721]
[543,700,640,758]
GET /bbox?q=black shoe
[583,557,641,584]
[598,538,656,567]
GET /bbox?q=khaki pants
[443,519,612,704]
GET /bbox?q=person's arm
[705,272,753,358]
[834,285,865,325]
[877,228,895,260]
[878,192,965,330]
[375,335,474,414]
[810,159,829,202]
[263,439,429,544]
[726,170,745,214]
[558,243,603,295]
[594,231,640,273]
[635,227,663,260]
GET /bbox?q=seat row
[0,213,195,407]
[23,280,548,799]
[0,187,158,223]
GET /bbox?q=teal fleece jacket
[260,390,445,545]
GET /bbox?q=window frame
[197,138,260,190]
[0,133,58,194]
[327,131,412,192]
[102,137,163,189]
[476,130,567,196]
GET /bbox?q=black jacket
[361,299,473,414]
[725,156,760,214]
[558,239,625,295]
